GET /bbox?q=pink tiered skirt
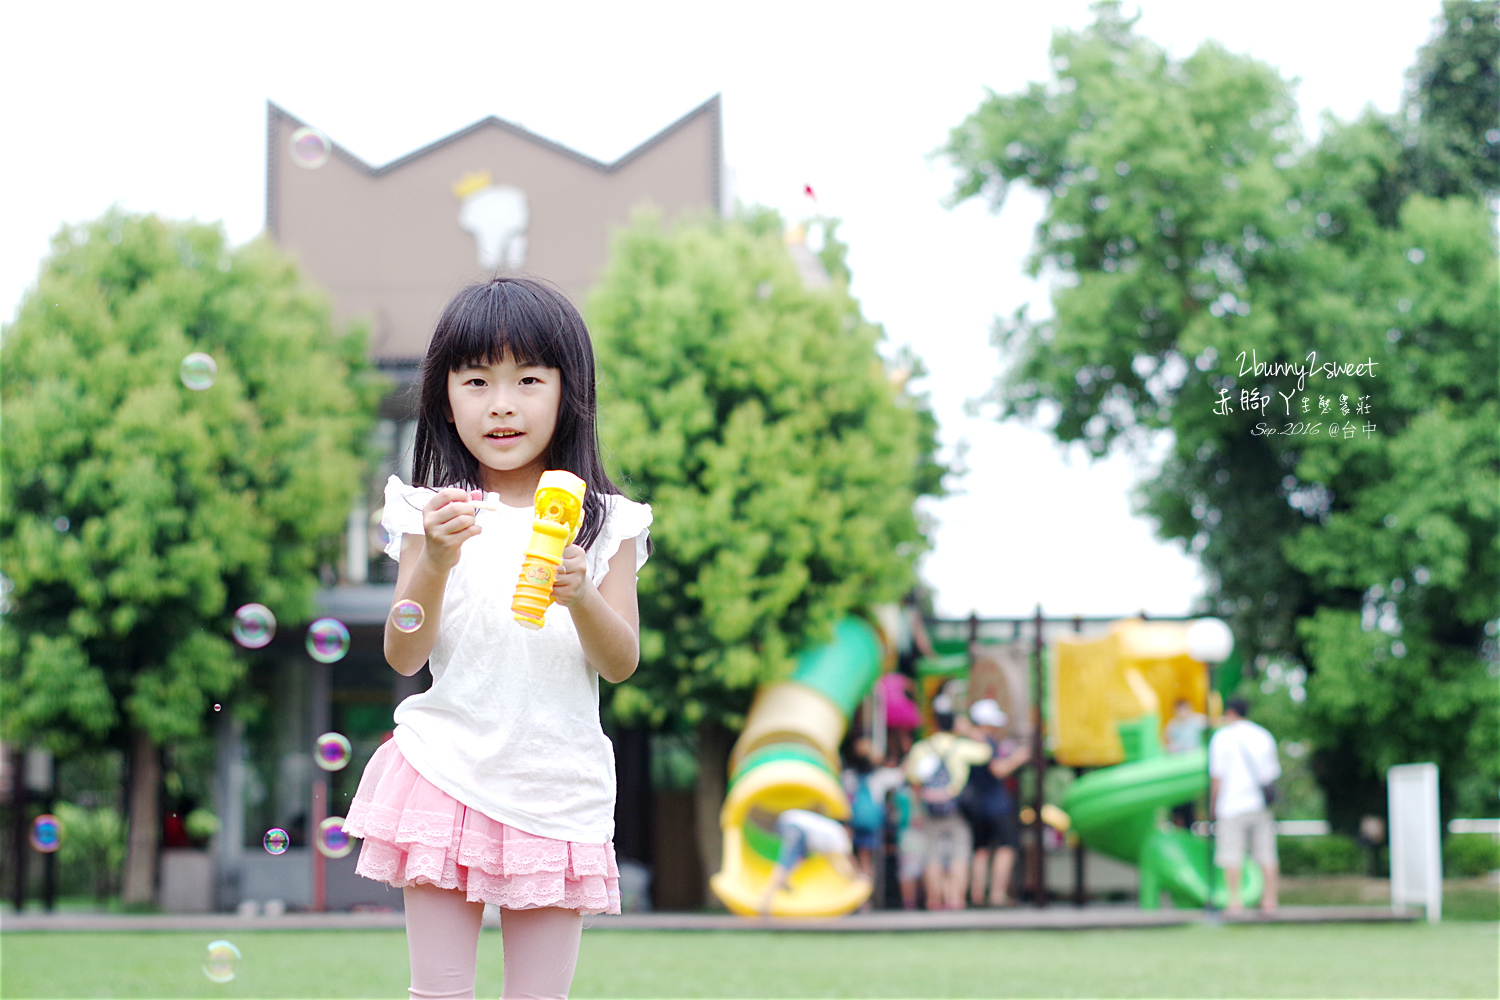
[343,739,620,915]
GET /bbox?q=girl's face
[446,352,562,492]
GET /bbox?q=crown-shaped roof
[266,97,722,361]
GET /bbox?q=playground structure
[1052,618,1259,909]
[710,617,883,917]
[709,612,1257,916]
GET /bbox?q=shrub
[1277,834,1364,875]
[1444,833,1500,877]
[52,801,126,900]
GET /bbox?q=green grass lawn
[2,923,1497,999]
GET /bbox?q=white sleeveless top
[380,474,652,843]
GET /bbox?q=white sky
[0,1,1439,618]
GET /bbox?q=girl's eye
[520,376,540,385]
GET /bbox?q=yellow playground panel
[1050,619,1213,767]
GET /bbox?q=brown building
[206,99,722,914]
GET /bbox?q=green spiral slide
[1062,716,1263,909]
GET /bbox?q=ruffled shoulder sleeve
[381,475,437,561]
[587,494,653,586]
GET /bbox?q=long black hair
[410,276,621,550]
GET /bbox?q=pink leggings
[403,883,583,999]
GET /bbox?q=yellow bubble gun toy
[511,471,587,630]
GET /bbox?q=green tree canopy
[942,1,1498,825]
[1,209,384,896]
[588,209,943,732]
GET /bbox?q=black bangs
[428,280,559,373]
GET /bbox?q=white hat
[969,698,1007,728]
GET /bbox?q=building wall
[267,98,721,360]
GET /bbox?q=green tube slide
[1062,717,1263,910]
[789,616,884,717]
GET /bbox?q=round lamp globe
[1186,617,1234,664]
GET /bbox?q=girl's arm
[552,536,642,684]
[384,488,480,676]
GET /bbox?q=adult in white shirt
[1209,697,1282,914]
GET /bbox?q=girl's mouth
[486,430,523,440]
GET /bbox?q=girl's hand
[420,488,483,571]
[549,543,592,608]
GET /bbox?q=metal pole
[1071,617,1085,907]
[9,747,27,913]
[312,778,327,913]
[1030,604,1047,907]
[1205,659,1216,914]
[310,656,331,914]
[1072,769,1087,907]
[41,792,56,913]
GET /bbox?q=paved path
[0,905,1415,933]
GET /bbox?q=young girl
[342,277,651,1000]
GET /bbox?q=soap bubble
[316,816,353,859]
[391,599,425,633]
[202,940,241,983]
[213,703,221,712]
[314,732,352,771]
[53,517,69,532]
[29,814,62,853]
[306,618,350,663]
[180,353,217,391]
[232,603,276,649]
[290,126,332,169]
[262,828,289,855]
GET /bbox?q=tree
[1403,0,1500,201]
[942,1,1498,827]
[590,208,943,732]
[1,210,383,902]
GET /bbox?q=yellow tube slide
[710,618,883,917]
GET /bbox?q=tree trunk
[611,726,654,867]
[693,720,734,910]
[121,729,161,906]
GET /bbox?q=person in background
[842,738,907,899]
[895,590,936,678]
[958,699,1029,907]
[902,696,993,910]
[758,808,867,917]
[1164,698,1207,829]
[884,734,925,910]
[1208,697,1281,915]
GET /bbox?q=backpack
[850,775,884,833]
[916,744,960,818]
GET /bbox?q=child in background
[842,737,907,905]
[1165,698,1207,829]
[342,277,652,1000]
[758,808,867,917]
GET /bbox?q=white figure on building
[453,171,529,271]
